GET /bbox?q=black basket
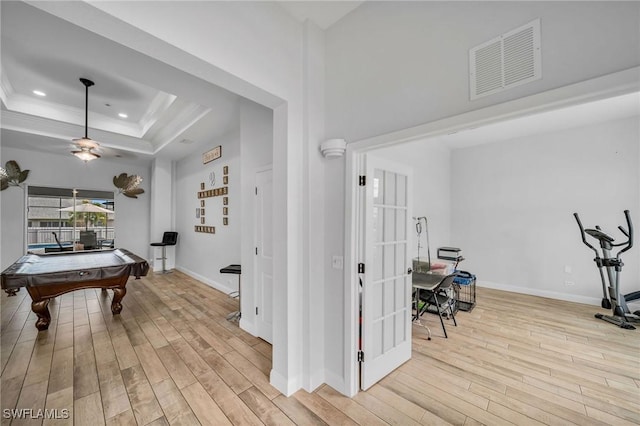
[454,271,476,312]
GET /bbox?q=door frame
[254,165,274,343]
[342,67,640,397]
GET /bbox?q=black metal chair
[418,273,458,338]
[150,232,178,273]
[79,231,98,250]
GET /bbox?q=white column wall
[302,20,327,392]
[239,100,274,336]
[149,158,175,272]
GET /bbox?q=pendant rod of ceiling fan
[79,78,94,139]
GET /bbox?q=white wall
[323,156,346,386]
[175,131,241,294]
[326,1,640,142]
[302,21,328,392]
[0,146,151,269]
[238,99,274,335]
[451,116,640,303]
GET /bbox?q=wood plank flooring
[2,271,638,425]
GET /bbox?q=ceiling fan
[71,78,101,162]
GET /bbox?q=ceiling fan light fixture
[71,137,100,162]
[72,147,100,162]
[72,78,101,162]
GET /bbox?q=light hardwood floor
[1,271,638,425]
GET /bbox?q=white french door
[360,154,413,390]
[255,168,273,343]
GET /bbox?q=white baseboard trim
[477,280,601,306]
[270,369,302,397]
[152,260,176,273]
[324,370,348,396]
[239,317,258,336]
[175,266,234,295]
[303,369,326,393]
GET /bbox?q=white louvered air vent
[470,19,541,100]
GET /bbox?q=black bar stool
[150,232,178,273]
[220,264,241,321]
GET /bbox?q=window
[27,186,115,252]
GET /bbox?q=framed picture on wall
[202,146,222,164]
[196,208,200,218]
[223,176,228,185]
[223,197,228,205]
[223,217,228,226]
[223,207,228,215]
[223,166,229,175]
[201,217,205,224]
[200,200,205,207]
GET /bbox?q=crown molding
[0,67,15,106]
[1,109,155,155]
[3,92,144,137]
[151,104,212,154]
[139,92,177,135]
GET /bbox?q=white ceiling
[0,1,241,164]
[0,1,637,166]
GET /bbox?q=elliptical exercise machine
[574,210,640,330]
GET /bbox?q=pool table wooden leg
[111,287,126,314]
[32,299,51,331]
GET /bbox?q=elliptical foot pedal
[595,313,603,319]
[621,323,636,330]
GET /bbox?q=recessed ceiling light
[118,113,128,118]
[33,90,46,97]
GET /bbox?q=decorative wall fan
[0,160,29,190]
[113,173,145,198]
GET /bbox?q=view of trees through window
[27,186,115,252]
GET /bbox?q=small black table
[220,264,241,321]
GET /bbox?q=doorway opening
[343,70,640,396]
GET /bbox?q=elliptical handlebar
[573,212,598,255]
[618,210,634,256]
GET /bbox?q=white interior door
[255,168,273,343]
[360,154,413,390]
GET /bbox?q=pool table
[1,249,149,330]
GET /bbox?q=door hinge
[357,351,364,362]
[256,307,258,315]
[255,187,258,195]
[255,247,258,255]
[359,175,366,186]
[358,263,365,274]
